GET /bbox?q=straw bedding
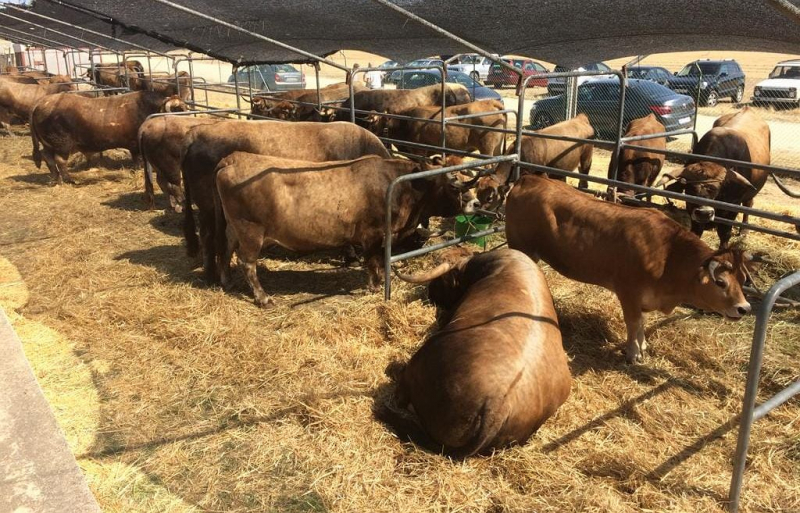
[0,128,798,512]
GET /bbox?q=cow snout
[726,301,751,320]
[463,197,480,214]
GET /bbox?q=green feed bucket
[454,215,493,248]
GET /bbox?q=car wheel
[531,112,555,130]
[492,83,501,89]
[704,90,719,107]
[469,71,480,83]
[732,85,744,103]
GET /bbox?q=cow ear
[429,155,444,166]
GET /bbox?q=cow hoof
[255,297,275,309]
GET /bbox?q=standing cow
[30,91,187,184]
[383,249,571,456]
[655,108,770,247]
[138,115,223,211]
[610,113,666,193]
[374,99,507,157]
[180,119,392,282]
[506,174,753,364]
[0,79,75,136]
[214,153,478,305]
[475,113,595,210]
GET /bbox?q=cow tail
[771,174,800,198]
[138,125,156,209]
[181,146,200,258]
[212,172,228,278]
[29,107,42,169]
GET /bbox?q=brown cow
[214,153,478,305]
[374,99,507,157]
[382,248,571,457]
[89,60,144,91]
[506,174,753,364]
[251,82,363,121]
[0,79,75,136]
[655,108,771,248]
[138,115,223,211]
[30,91,187,184]
[338,83,472,121]
[475,113,595,209]
[180,119,392,281]
[610,113,666,193]
[130,71,191,101]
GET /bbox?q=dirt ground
[1,97,799,513]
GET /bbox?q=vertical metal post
[728,271,800,512]
[232,65,242,118]
[187,53,196,104]
[609,70,628,184]
[314,62,321,109]
[515,74,533,181]
[41,47,48,74]
[349,75,356,123]
[565,75,578,120]
[693,63,702,134]
[440,64,447,159]
[62,50,70,78]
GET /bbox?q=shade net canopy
[4,0,800,66]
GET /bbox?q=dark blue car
[395,68,502,102]
[529,78,695,139]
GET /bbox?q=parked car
[626,66,672,85]
[752,59,800,108]
[530,78,695,139]
[666,59,745,107]
[448,53,498,83]
[485,57,549,89]
[227,64,305,92]
[395,68,502,102]
[377,60,401,80]
[547,62,614,96]
[386,58,444,84]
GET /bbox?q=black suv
[666,59,745,107]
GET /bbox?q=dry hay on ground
[0,129,799,513]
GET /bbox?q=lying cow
[655,108,770,248]
[130,71,192,101]
[383,248,571,456]
[139,115,222,211]
[180,119,392,282]
[0,79,75,136]
[338,83,472,121]
[610,113,666,193]
[374,99,507,157]
[506,174,753,364]
[214,153,478,306]
[251,82,361,121]
[30,91,187,184]
[475,113,595,209]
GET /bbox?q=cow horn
[726,169,757,191]
[393,262,455,284]
[654,172,681,188]
[707,259,721,282]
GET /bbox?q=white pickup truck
[448,54,498,83]
[752,60,800,108]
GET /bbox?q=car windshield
[677,62,720,76]
[769,65,800,79]
[379,61,397,69]
[447,71,480,88]
[403,71,480,89]
[273,64,297,73]
[627,68,651,79]
[459,55,480,64]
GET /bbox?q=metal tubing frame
[383,154,518,300]
[728,271,800,512]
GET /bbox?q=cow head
[473,160,514,211]
[692,249,753,320]
[394,246,475,309]
[312,105,338,122]
[413,156,480,217]
[161,96,189,113]
[267,101,297,120]
[363,110,390,135]
[655,162,755,220]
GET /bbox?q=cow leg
[42,150,75,185]
[129,149,141,168]
[738,198,753,236]
[235,223,271,308]
[578,144,594,189]
[621,299,645,364]
[715,209,738,249]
